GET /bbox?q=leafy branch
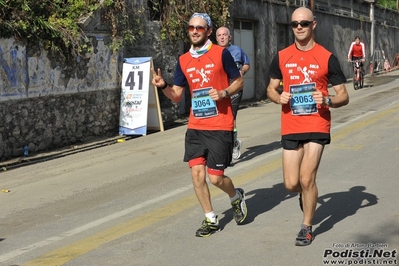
[0,0,144,59]
[0,0,232,60]
[149,0,233,43]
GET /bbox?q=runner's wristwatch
[224,90,229,98]
[327,97,332,106]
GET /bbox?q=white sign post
[119,57,164,136]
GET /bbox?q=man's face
[216,28,230,47]
[291,10,315,43]
[188,17,211,48]
[355,39,360,45]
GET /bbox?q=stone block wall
[0,34,124,161]
[0,89,120,159]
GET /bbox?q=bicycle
[351,60,364,90]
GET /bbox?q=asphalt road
[0,70,398,266]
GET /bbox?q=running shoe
[295,225,314,246]
[195,216,221,237]
[299,193,303,212]
[232,139,242,160]
[231,188,247,224]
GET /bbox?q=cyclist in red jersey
[347,36,366,73]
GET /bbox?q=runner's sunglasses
[188,25,208,33]
[290,20,314,28]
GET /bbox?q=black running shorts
[184,129,233,170]
[281,133,331,150]
[231,90,243,120]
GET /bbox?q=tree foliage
[0,0,232,58]
[0,0,90,55]
[0,0,143,58]
[148,0,233,43]
[377,0,399,10]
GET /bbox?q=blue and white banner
[119,57,152,136]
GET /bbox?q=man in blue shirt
[216,26,250,161]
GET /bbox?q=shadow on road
[352,84,373,91]
[364,70,399,87]
[313,186,378,237]
[230,141,282,167]
[355,219,399,245]
[219,183,296,228]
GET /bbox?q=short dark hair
[355,36,360,40]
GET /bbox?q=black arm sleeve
[268,54,282,79]
[328,54,347,86]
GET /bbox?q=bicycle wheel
[353,74,358,90]
[353,72,358,90]
[360,72,364,88]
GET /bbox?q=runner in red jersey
[151,13,248,237]
[267,7,349,246]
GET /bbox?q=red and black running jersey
[269,43,346,135]
[176,45,239,131]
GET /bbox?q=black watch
[327,97,332,106]
[157,83,168,90]
[224,90,229,98]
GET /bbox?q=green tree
[0,0,232,58]
[377,0,398,10]
[149,0,233,43]
[0,0,143,58]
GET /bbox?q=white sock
[205,212,217,223]
[230,190,240,202]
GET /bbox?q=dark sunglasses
[188,25,208,33]
[290,20,314,28]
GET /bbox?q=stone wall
[0,90,120,159]
[0,19,183,161]
[124,22,187,121]
[0,36,121,100]
[0,32,123,160]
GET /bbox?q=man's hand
[151,68,165,88]
[312,90,326,106]
[278,91,292,105]
[208,88,225,101]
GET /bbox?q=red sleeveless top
[278,43,332,135]
[179,45,234,131]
